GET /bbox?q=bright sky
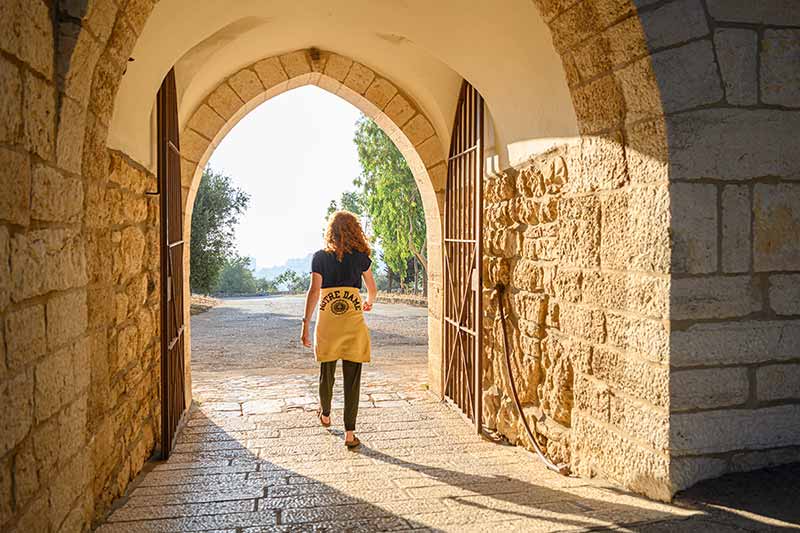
[207,85,362,270]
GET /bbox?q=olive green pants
[319,360,362,431]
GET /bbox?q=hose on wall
[494,283,571,476]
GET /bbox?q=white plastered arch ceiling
[106,0,577,397]
[108,0,578,175]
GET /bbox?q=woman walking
[301,211,377,448]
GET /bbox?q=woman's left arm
[362,267,377,311]
[301,272,322,347]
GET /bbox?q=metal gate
[156,68,187,458]
[443,81,484,431]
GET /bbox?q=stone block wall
[0,1,161,531]
[484,0,800,501]
[482,144,673,500]
[654,0,800,490]
[83,151,161,522]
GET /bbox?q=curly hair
[324,210,371,261]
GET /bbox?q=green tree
[215,256,258,294]
[353,116,426,285]
[275,269,307,293]
[256,277,278,294]
[190,167,250,294]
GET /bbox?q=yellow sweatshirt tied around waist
[314,286,371,363]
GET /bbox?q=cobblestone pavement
[96,297,799,532]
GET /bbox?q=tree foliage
[216,256,258,294]
[274,269,307,293]
[351,116,426,280]
[190,167,250,294]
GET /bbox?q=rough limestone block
[46,290,88,350]
[0,228,8,313]
[615,57,661,124]
[572,17,646,82]
[0,146,31,226]
[113,227,146,283]
[668,109,800,180]
[582,271,668,319]
[610,395,669,451]
[10,229,87,302]
[604,312,669,363]
[651,39,723,114]
[228,69,264,103]
[23,71,55,161]
[761,29,800,107]
[0,55,21,145]
[671,319,800,366]
[34,343,75,421]
[574,131,627,192]
[279,51,311,78]
[639,0,709,50]
[56,96,87,174]
[31,165,83,223]
[671,405,800,455]
[600,185,670,274]
[753,183,800,271]
[574,373,611,423]
[757,364,800,402]
[671,275,761,320]
[13,438,38,511]
[0,368,33,456]
[364,78,398,110]
[549,0,635,53]
[714,28,758,106]
[559,302,605,343]
[63,26,104,103]
[707,0,800,26]
[253,56,288,88]
[5,304,45,371]
[572,411,671,501]
[180,129,210,163]
[572,74,625,133]
[427,163,446,192]
[207,83,244,121]
[591,346,669,407]
[670,367,749,411]
[728,447,800,476]
[416,135,444,169]
[721,185,751,273]
[670,182,717,274]
[342,63,374,95]
[187,105,225,141]
[769,274,800,315]
[625,116,668,185]
[402,114,435,146]
[384,94,415,128]
[323,54,353,82]
[670,456,729,494]
[9,0,53,79]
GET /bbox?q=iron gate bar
[442,80,484,432]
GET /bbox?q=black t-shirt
[311,250,372,289]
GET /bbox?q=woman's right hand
[301,322,311,347]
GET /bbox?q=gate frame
[156,68,188,459]
[442,80,485,433]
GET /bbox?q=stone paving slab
[95,297,798,532]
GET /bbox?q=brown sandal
[317,409,331,427]
[345,436,361,449]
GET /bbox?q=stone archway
[176,49,449,406]
[3,0,799,530]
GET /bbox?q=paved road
[190,296,430,408]
[96,297,800,532]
